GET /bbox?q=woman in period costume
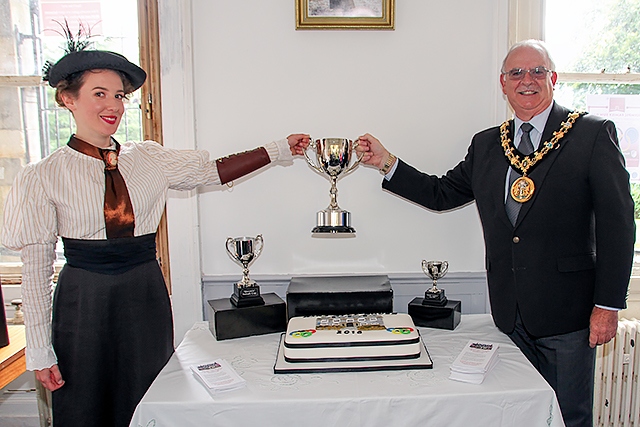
[2,34,309,427]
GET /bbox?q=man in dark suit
[356,39,635,427]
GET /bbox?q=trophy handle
[343,140,364,175]
[304,138,324,174]
[225,237,236,260]
[253,234,264,260]
[441,261,449,276]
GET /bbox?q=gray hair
[501,39,556,73]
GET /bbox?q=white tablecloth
[130,314,565,427]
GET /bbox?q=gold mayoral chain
[500,111,582,203]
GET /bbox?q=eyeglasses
[502,67,553,80]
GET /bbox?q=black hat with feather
[42,20,146,90]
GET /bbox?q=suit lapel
[494,120,516,229]
[515,102,572,226]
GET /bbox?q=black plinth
[286,275,393,320]
[408,297,461,330]
[207,292,286,340]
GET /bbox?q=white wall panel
[191,0,507,276]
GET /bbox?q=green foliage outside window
[572,0,640,74]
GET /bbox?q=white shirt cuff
[595,304,621,311]
[26,346,58,371]
[265,139,293,163]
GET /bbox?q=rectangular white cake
[283,313,421,362]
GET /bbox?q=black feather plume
[41,60,53,82]
[42,19,96,81]
[52,18,95,54]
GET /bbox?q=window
[545,0,640,119]
[0,0,169,289]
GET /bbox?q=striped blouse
[2,138,292,370]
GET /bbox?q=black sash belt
[62,233,157,275]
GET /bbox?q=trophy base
[207,293,287,340]
[313,209,355,234]
[421,290,448,306]
[408,297,461,330]
[312,225,356,233]
[230,294,265,308]
[230,283,265,308]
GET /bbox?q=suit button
[513,236,520,243]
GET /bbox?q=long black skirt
[51,258,174,427]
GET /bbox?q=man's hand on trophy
[356,134,395,173]
[287,134,311,156]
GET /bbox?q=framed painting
[296,0,395,30]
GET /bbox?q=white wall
[159,0,510,341]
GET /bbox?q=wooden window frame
[138,0,171,292]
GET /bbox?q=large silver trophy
[226,235,265,307]
[304,138,362,233]
[421,260,449,306]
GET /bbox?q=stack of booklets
[190,358,246,394]
[449,340,499,384]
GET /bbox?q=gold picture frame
[296,0,395,30]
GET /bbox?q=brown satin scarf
[67,136,135,239]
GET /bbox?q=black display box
[408,297,461,330]
[286,275,393,319]
[207,292,287,340]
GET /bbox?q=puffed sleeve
[136,139,292,190]
[2,165,59,370]
[3,164,58,249]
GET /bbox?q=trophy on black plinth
[206,235,286,340]
[421,260,448,306]
[226,235,265,307]
[304,138,362,234]
[408,259,461,330]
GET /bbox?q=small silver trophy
[226,235,265,307]
[421,260,449,306]
[304,138,362,233]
